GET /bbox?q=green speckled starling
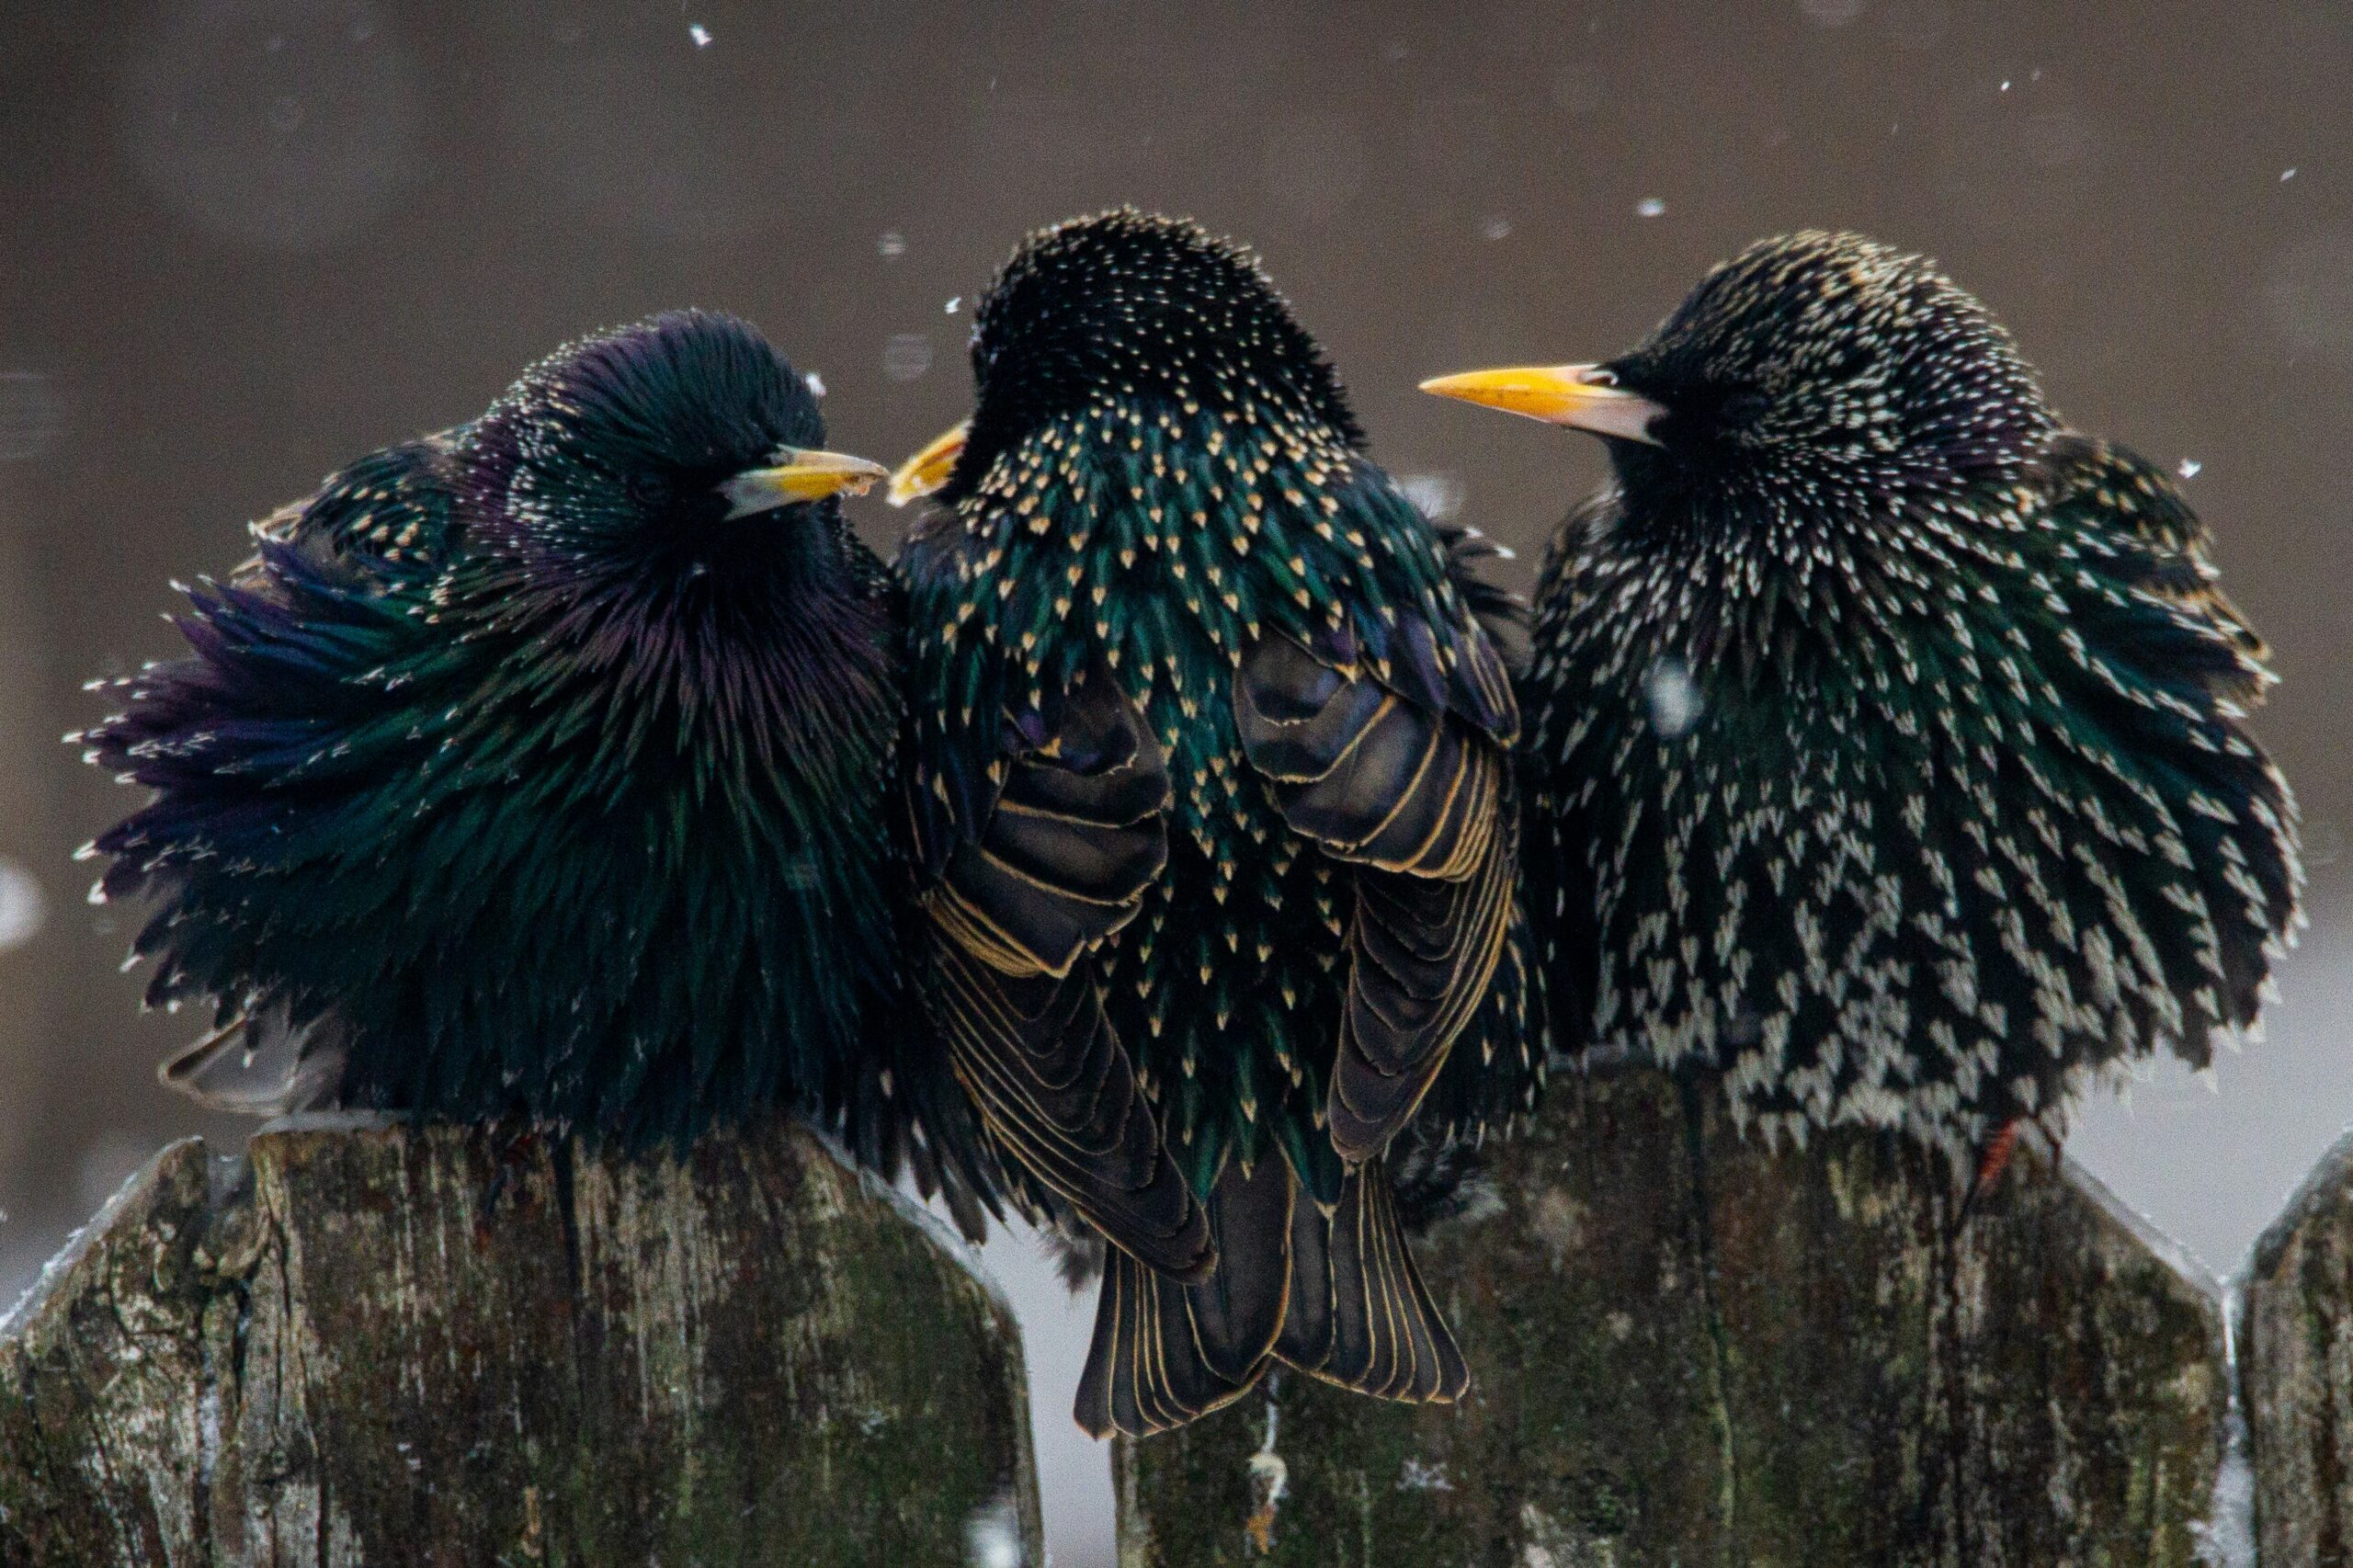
[894,210,1537,1437]
[1423,230,2302,1165]
[79,311,985,1213]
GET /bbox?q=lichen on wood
[2243,1123,2353,1564]
[1116,1069,2228,1567]
[0,1115,1040,1566]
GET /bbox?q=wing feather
[1236,631,1521,1161]
[916,664,1211,1277]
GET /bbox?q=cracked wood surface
[1115,1070,2229,1567]
[0,1117,1040,1566]
[2244,1124,2353,1565]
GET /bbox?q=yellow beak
[719,448,892,518]
[1418,364,1667,446]
[888,421,970,508]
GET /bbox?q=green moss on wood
[2244,1125,2353,1564]
[0,1119,1040,1566]
[1117,1071,2225,1568]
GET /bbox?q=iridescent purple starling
[892,210,1536,1437]
[81,312,978,1198]
[1425,231,2302,1162]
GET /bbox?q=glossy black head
[1604,232,2056,530]
[474,310,873,571]
[943,209,1362,501]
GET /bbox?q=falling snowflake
[944,296,962,314]
[1636,197,1667,218]
[0,371,63,461]
[2281,167,2299,182]
[961,1496,1024,1568]
[688,23,711,47]
[1396,472,1466,523]
[1481,216,1512,241]
[2177,457,2202,479]
[882,334,934,382]
[1644,656,1703,740]
[0,859,44,952]
[803,370,827,398]
[877,231,906,258]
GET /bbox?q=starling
[893,210,1536,1437]
[1423,230,2302,1163]
[81,311,982,1202]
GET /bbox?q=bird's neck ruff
[393,520,895,824]
[1591,414,2058,687]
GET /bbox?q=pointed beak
[887,421,970,507]
[719,448,891,518]
[1418,364,1667,446]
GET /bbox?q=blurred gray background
[1,3,2347,1562]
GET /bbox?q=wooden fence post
[2243,1124,2353,1563]
[1116,1069,2233,1567]
[0,1115,1041,1566]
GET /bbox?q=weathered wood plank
[0,1116,1040,1566]
[1116,1070,2228,1567]
[2244,1123,2353,1564]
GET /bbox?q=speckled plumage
[901,210,1535,1435]
[1510,232,2302,1159]
[83,312,983,1213]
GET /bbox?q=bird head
[477,310,885,573]
[889,208,1360,507]
[1423,232,2055,535]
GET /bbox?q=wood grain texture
[0,1117,1040,1566]
[1116,1070,2230,1567]
[2245,1125,2353,1566]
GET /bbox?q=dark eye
[628,470,675,510]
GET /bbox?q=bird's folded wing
[917,664,1211,1278]
[1234,630,1519,1162]
[239,431,468,592]
[2033,432,2270,697]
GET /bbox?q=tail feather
[1077,1152,1470,1437]
[161,1006,346,1116]
[1075,1154,1292,1437]
[1278,1156,1468,1404]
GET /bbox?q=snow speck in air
[1482,216,1512,241]
[962,1496,1024,1568]
[882,334,935,383]
[1397,472,1467,523]
[944,296,962,315]
[2178,457,2202,480]
[803,370,827,398]
[1644,656,1703,740]
[1400,1457,1456,1492]
[688,23,711,48]
[0,371,63,461]
[2281,167,2299,183]
[1636,197,1667,218]
[1798,0,1864,28]
[2000,79,2012,92]
[0,859,45,952]
[877,230,906,258]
